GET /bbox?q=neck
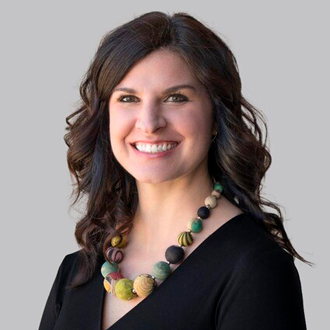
[127,170,214,253]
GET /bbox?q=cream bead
[204,195,217,208]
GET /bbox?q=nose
[135,102,167,134]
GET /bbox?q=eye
[117,94,138,103]
[166,93,188,103]
[116,93,189,103]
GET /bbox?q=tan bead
[133,274,157,298]
[211,190,221,199]
[204,195,217,208]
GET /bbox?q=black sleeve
[38,254,76,330]
[216,248,307,330]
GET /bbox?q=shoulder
[38,250,83,329]
[211,212,297,283]
[52,250,82,292]
[216,212,302,297]
[57,250,80,275]
[211,198,288,261]
[213,214,307,329]
[218,212,293,256]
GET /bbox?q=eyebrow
[112,84,197,94]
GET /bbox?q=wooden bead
[133,274,157,298]
[165,245,184,264]
[152,261,171,280]
[205,195,217,208]
[115,278,136,301]
[213,182,224,193]
[178,231,193,247]
[197,206,210,219]
[211,190,221,199]
[101,261,119,277]
[106,247,124,264]
[111,234,123,247]
[187,218,203,233]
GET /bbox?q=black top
[38,213,307,330]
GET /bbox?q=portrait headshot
[2,1,328,330]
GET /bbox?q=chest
[100,209,242,329]
[100,243,200,329]
[100,256,184,329]
[102,292,144,330]
[100,257,220,330]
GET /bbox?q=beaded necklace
[100,181,224,301]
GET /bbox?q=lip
[130,141,180,158]
[131,140,178,144]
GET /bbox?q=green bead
[188,218,203,233]
[115,278,135,301]
[101,261,119,278]
[213,182,224,193]
[152,261,171,280]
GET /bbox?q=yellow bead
[115,278,136,301]
[103,277,112,293]
[117,235,127,248]
[111,234,123,247]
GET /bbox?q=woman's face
[108,49,215,184]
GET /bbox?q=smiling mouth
[131,142,179,154]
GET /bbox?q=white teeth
[151,145,158,153]
[135,142,178,153]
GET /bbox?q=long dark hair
[64,11,312,288]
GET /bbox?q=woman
[39,11,309,330]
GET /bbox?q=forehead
[115,49,201,92]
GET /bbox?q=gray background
[1,1,328,329]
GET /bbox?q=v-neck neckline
[98,212,247,330]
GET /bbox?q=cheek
[109,113,131,162]
[109,109,132,144]
[181,107,213,139]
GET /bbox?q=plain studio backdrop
[1,1,328,329]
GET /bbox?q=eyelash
[116,93,189,103]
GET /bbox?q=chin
[130,170,181,185]
[134,175,172,185]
